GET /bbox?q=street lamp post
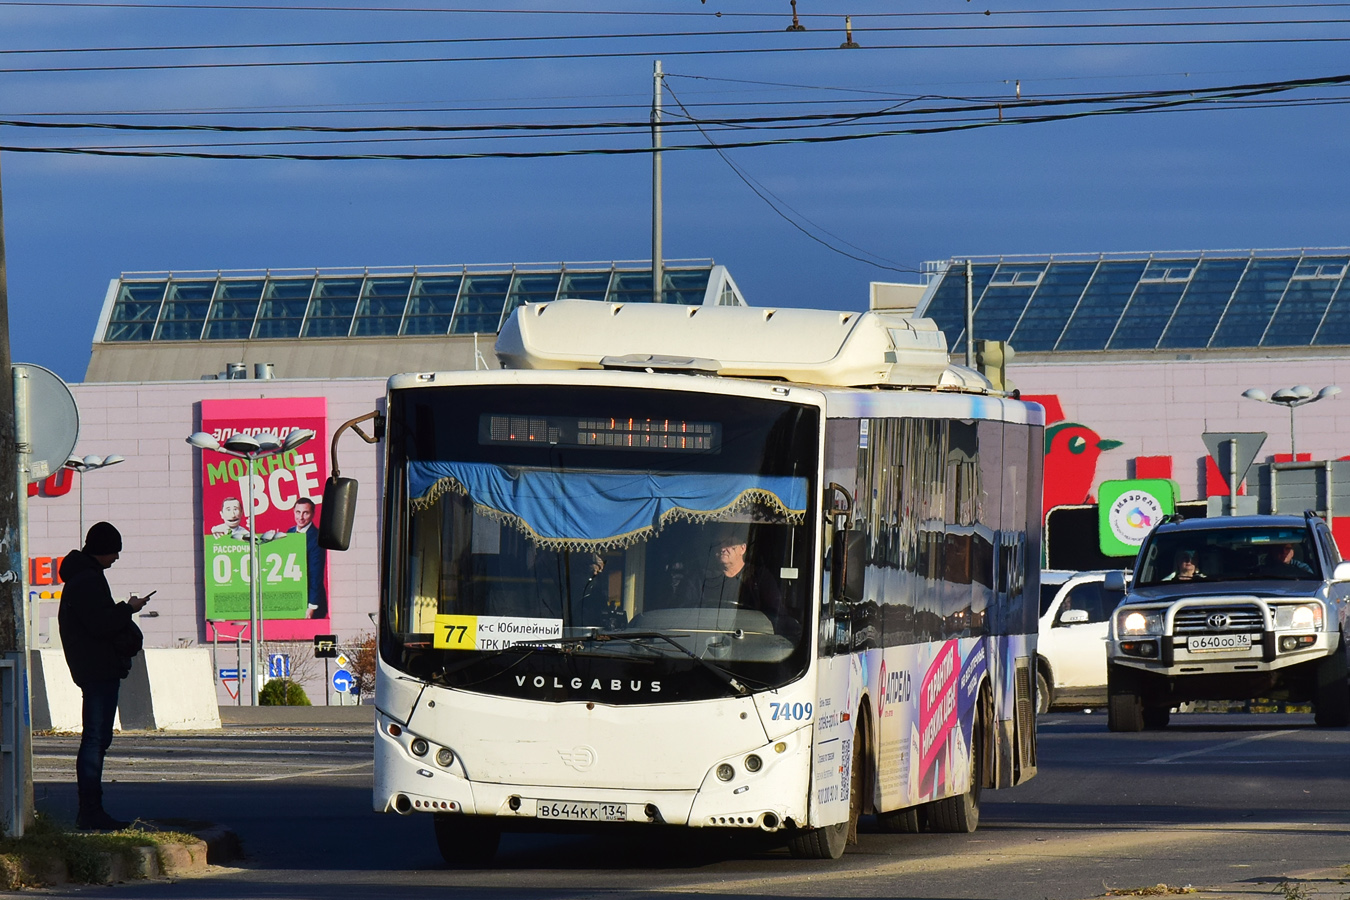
[1241,384,1342,459]
[186,429,315,705]
[62,454,125,540]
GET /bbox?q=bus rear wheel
[433,814,501,867]
[927,685,986,834]
[875,805,923,833]
[788,721,864,859]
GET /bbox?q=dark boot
[76,795,129,831]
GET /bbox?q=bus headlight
[744,754,763,773]
[1119,610,1163,635]
[716,764,735,782]
[410,738,429,757]
[436,748,455,767]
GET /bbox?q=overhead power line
[4,0,1350,16]
[7,15,1350,58]
[9,33,1350,75]
[0,72,1346,159]
[663,81,918,275]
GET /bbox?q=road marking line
[1139,729,1291,764]
[251,759,374,782]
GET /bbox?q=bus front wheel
[433,813,501,867]
[788,722,863,859]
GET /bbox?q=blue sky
[2,1,1348,382]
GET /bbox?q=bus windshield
[382,384,820,703]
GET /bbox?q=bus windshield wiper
[601,631,751,696]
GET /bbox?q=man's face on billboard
[220,498,243,527]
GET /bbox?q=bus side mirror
[833,529,867,603]
[319,476,358,551]
[1103,571,1128,593]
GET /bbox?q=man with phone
[57,522,152,831]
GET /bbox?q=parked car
[1105,512,1350,731]
[1037,569,1130,713]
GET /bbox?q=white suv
[1037,570,1129,713]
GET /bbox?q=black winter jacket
[58,550,143,687]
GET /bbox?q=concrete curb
[218,704,373,726]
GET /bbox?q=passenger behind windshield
[1162,549,1204,582]
[1259,542,1316,578]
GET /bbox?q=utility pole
[0,153,34,836]
[964,260,975,368]
[651,59,664,304]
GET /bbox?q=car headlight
[1275,603,1323,631]
[1118,609,1164,635]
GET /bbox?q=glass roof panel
[1056,261,1147,351]
[922,263,996,353]
[1157,258,1247,349]
[352,277,412,337]
[1009,262,1095,351]
[154,281,214,341]
[500,272,560,326]
[451,273,512,334]
[973,264,1046,344]
[204,279,264,341]
[1263,257,1347,347]
[105,281,166,342]
[253,279,312,339]
[1106,260,1196,350]
[608,270,654,304]
[303,278,363,338]
[663,269,711,305]
[1312,275,1350,346]
[402,275,462,336]
[1210,258,1298,348]
[558,271,611,301]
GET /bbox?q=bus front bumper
[372,711,810,831]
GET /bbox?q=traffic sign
[268,654,291,678]
[335,653,350,669]
[1202,432,1267,492]
[332,669,356,694]
[314,634,338,658]
[218,668,248,680]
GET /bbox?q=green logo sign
[1097,479,1177,556]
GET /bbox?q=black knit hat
[83,521,122,556]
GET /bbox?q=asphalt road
[24,710,1350,900]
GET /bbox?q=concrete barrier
[30,649,120,733]
[119,649,222,731]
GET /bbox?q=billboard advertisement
[199,397,328,641]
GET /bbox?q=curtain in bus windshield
[407,461,808,551]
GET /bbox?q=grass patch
[0,813,198,888]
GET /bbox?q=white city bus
[338,299,1042,863]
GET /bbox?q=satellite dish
[13,364,79,481]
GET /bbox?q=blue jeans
[77,679,121,805]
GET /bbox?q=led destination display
[479,414,720,452]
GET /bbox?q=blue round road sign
[332,669,356,693]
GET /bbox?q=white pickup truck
[1104,512,1350,731]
